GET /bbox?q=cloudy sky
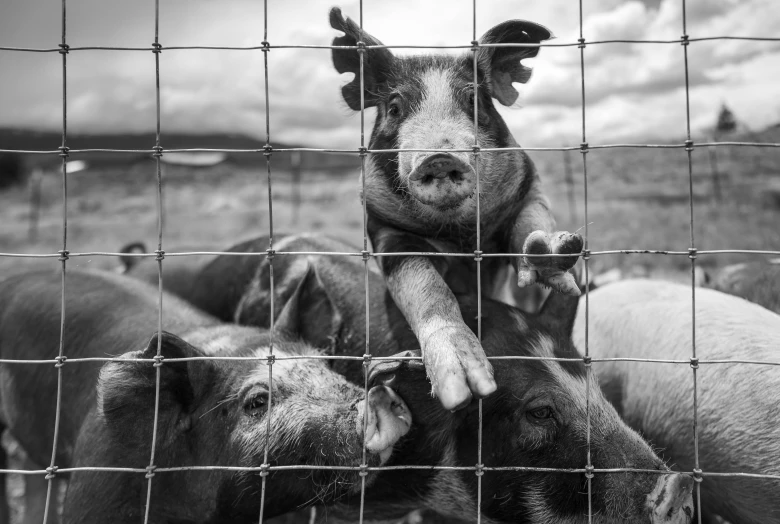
[1,0,778,148]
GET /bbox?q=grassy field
[2,129,779,279]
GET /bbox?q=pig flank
[0,270,411,523]
[575,280,780,524]
[152,233,694,523]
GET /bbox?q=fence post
[28,166,44,243]
[291,150,302,226]
[707,135,723,204]
[562,147,577,223]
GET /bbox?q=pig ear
[477,20,553,106]
[536,289,580,338]
[274,261,342,352]
[97,331,211,440]
[117,241,147,273]
[367,349,425,389]
[330,7,395,110]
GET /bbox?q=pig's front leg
[373,229,496,411]
[510,183,583,296]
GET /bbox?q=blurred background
[1,0,779,275]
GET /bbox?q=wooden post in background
[562,148,577,224]
[291,150,302,226]
[28,166,44,244]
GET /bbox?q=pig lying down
[574,280,780,524]
[136,232,695,523]
[330,7,584,411]
[699,259,780,315]
[0,270,411,523]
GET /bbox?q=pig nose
[407,153,476,209]
[645,474,694,523]
[357,386,412,464]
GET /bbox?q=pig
[139,232,695,523]
[329,7,584,410]
[0,269,411,523]
[573,279,780,524]
[699,259,780,314]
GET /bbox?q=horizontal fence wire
[1,0,779,522]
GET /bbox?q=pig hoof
[550,231,584,271]
[542,271,581,296]
[517,267,538,288]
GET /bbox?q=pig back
[574,279,780,524]
[0,269,218,468]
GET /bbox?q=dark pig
[0,270,411,523]
[152,233,694,523]
[573,279,780,524]
[329,7,584,410]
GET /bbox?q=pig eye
[528,407,554,421]
[467,92,475,107]
[387,99,402,118]
[243,391,269,418]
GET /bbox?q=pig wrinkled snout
[356,386,412,464]
[645,474,694,524]
[407,153,476,209]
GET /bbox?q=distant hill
[0,128,360,173]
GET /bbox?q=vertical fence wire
[259,0,275,520]
[42,0,70,521]
[141,0,165,520]
[471,1,485,522]
[680,0,703,521]
[577,0,594,520]
[357,2,372,523]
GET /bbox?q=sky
[0,0,778,148]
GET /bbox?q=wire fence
[1,0,780,523]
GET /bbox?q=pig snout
[407,153,476,209]
[356,385,412,464]
[645,474,694,523]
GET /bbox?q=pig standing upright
[329,8,584,410]
[142,232,695,523]
[0,270,411,524]
[574,279,780,524]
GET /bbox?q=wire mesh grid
[1,0,780,523]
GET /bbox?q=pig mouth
[407,153,477,210]
[356,385,413,465]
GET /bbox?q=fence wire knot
[358,146,368,157]
[584,464,594,479]
[259,463,270,477]
[355,40,366,54]
[263,144,273,157]
[361,249,371,261]
[578,38,586,49]
[152,145,163,158]
[473,250,483,262]
[265,248,275,261]
[266,354,276,365]
[689,357,699,369]
[151,42,162,54]
[58,146,69,158]
[582,355,592,367]
[684,139,694,152]
[580,142,589,154]
[358,463,369,477]
[470,40,480,52]
[688,247,697,260]
[475,463,485,477]
[261,41,270,52]
[681,34,690,46]
[54,355,67,368]
[153,354,164,367]
[471,144,481,155]
[362,353,372,367]
[145,465,157,479]
[155,249,165,261]
[582,248,591,261]
[58,249,69,261]
[58,43,69,54]
[692,468,703,483]
[45,466,58,480]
